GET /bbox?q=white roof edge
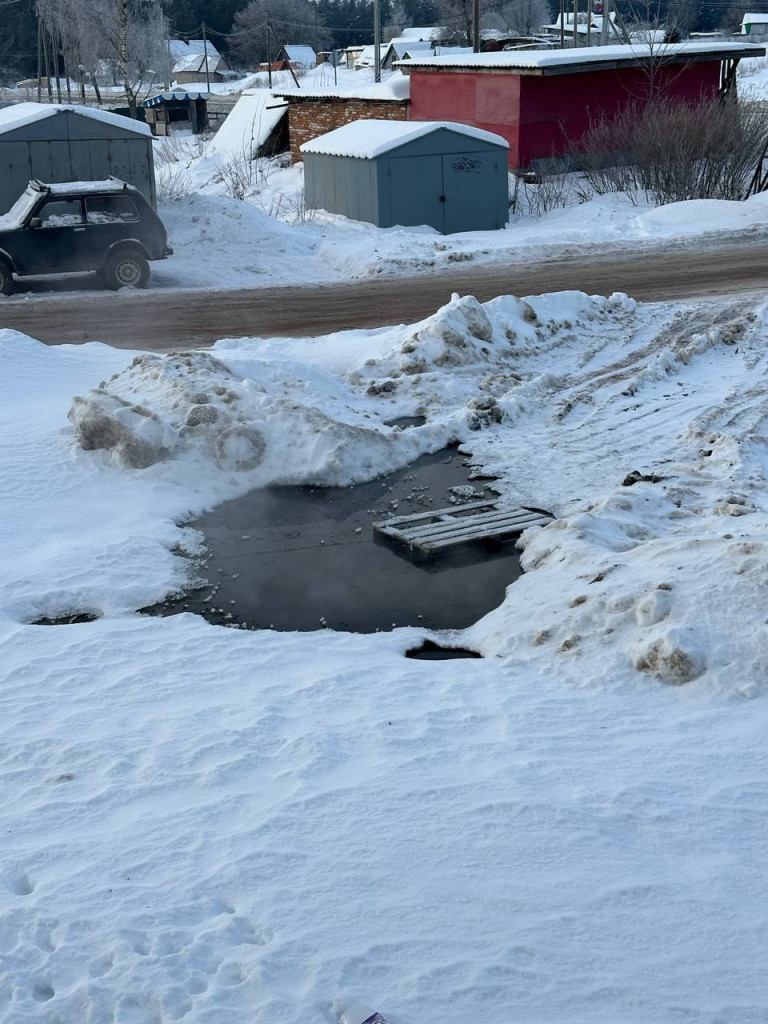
[300,118,509,159]
[0,101,151,137]
[396,40,767,70]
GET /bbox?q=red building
[398,42,764,170]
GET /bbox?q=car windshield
[0,188,38,230]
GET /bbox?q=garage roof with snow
[301,119,508,159]
[0,102,151,137]
[397,40,766,73]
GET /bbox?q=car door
[84,194,143,261]
[26,197,90,274]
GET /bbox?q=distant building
[540,12,620,45]
[0,102,156,214]
[397,41,766,170]
[280,46,317,72]
[273,75,410,163]
[742,13,768,37]
[170,41,233,84]
[302,120,509,233]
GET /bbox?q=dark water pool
[148,446,523,634]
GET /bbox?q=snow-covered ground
[739,54,768,99]
[3,287,768,1022]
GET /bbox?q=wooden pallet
[374,500,554,558]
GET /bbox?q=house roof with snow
[169,39,220,63]
[398,26,443,41]
[742,13,768,23]
[397,40,766,74]
[0,102,151,137]
[283,45,317,67]
[172,52,228,75]
[300,118,508,159]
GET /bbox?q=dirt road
[2,242,767,350]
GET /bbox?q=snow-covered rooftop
[301,118,509,158]
[169,39,220,62]
[173,53,227,74]
[283,45,317,67]
[208,91,288,160]
[398,40,767,72]
[743,12,768,23]
[275,70,410,102]
[0,102,151,137]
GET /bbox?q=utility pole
[601,0,609,44]
[36,17,42,102]
[202,21,211,92]
[587,0,593,45]
[373,0,381,83]
[41,28,53,102]
[573,0,578,46]
[267,9,272,88]
[472,0,480,52]
[559,0,565,47]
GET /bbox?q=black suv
[0,178,172,294]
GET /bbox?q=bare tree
[384,0,411,41]
[483,0,551,36]
[37,0,170,115]
[436,0,474,44]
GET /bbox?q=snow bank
[5,293,768,1023]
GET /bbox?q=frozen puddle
[150,446,524,633]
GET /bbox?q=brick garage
[275,94,409,163]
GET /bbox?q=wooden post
[587,0,593,46]
[473,0,480,52]
[267,9,272,88]
[41,28,53,101]
[202,22,211,93]
[559,0,565,47]
[573,0,579,46]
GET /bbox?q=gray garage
[0,103,156,215]
[301,119,509,234]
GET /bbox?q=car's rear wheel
[0,260,15,296]
[102,250,150,290]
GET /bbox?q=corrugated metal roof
[397,40,767,72]
[301,118,509,158]
[0,102,151,137]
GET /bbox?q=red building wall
[409,70,523,165]
[409,61,722,169]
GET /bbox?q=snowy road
[2,240,767,349]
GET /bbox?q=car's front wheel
[0,260,15,296]
[102,250,150,290]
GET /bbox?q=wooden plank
[376,499,498,528]
[399,507,550,542]
[421,515,554,550]
[374,501,554,557]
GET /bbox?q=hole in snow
[145,446,525,634]
[405,640,483,661]
[29,611,101,626]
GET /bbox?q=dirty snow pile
[3,290,768,1023]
